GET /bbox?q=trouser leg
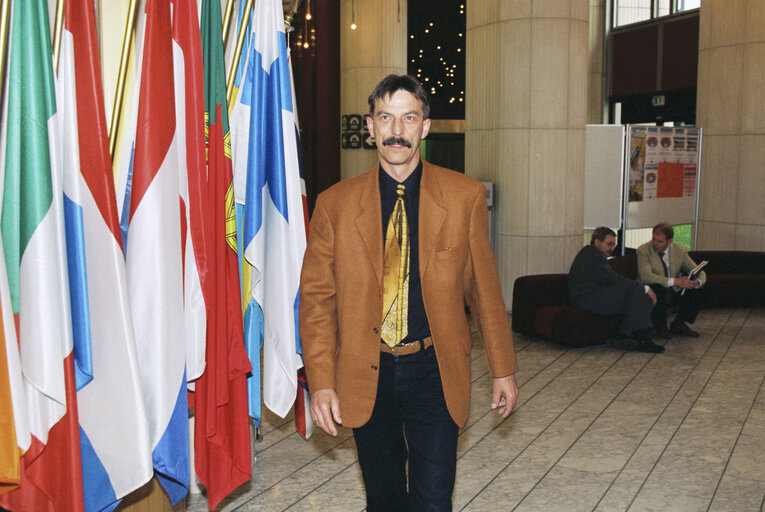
[675,286,705,324]
[353,353,407,512]
[575,281,653,337]
[400,347,458,512]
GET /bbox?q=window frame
[612,0,699,30]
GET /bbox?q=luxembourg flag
[121,0,189,504]
[0,0,84,510]
[230,0,307,419]
[59,0,154,510]
[172,0,207,385]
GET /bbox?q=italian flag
[0,0,84,510]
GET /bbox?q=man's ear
[421,118,431,139]
[365,114,375,139]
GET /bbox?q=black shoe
[636,337,665,354]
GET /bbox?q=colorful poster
[644,162,658,199]
[630,126,699,202]
[629,127,647,202]
[657,162,685,197]
[684,163,697,196]
[658,127,674,161]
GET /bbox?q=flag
[229,0,263,429]
[60,0,154,509]
[121,0,189,504]
[0,59,24,501]
[0,269,19,494]
[295,370,314,440]
[230,0,307,421]
[172,0,207,385]
[190,1,254,507]
[286,49,313,439]
[0,0,84,510]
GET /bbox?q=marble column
[466,1,589,309]
[696,0,765,250]
[589,0,606,124]
[340,0,407,179]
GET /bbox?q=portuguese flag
[191,0,253,509]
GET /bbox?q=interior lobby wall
[696,0,765,251]
[465,0,590,309]
[339,0,407,179]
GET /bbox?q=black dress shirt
[379,162,431,342]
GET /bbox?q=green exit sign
[652,95,666,107]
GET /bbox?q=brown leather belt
[380,336,433,356]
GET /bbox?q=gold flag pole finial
[225,0,254,109]
[52,0,65,73]
[0,0,11,96]
[222,0,234,45]
[108,0,140,161]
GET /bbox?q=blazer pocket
[435,245,462,261]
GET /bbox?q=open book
[688,260,708,281]
[681,260,708,296]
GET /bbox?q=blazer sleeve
[637,244,669,287]
[462,186,517,379]
[299,195,339,392]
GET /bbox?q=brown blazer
[299,161,517,428]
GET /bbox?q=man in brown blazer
[299,75,518,511]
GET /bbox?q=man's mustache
[382,137,412,148]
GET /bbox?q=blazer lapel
[355,168,384,286]
[419,161,447,278]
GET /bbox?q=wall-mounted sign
[342,114,375,150]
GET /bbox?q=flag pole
[52,0,65,73]
[0,0,10,98]
[108,0,140,160]
[225,0,254,109]
[221,0,234,45]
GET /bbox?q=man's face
[366,89,431,173]
[594,234,616,256]
[651,231,671,253]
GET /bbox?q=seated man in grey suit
[637,223,706,339]
[569,227,663,353]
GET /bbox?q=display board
[584,125,625,229]
[624,126,701,230]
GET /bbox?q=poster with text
[628,127,647,202]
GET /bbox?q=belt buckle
[381,336,431,356]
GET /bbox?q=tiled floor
[187,308,765,511]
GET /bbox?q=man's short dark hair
[590,227,616,245]
[368,74,430,119]
[653,223,674,240]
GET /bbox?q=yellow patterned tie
[381,184,409,347]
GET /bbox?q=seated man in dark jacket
[568,227,663,353]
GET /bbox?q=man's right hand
[310,388,342,436]
[675,276,699,289]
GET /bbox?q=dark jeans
[649,283,705,325]
[352,345,458,512]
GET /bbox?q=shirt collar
[378,161,423,198]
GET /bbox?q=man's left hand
[491,374,518,419]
